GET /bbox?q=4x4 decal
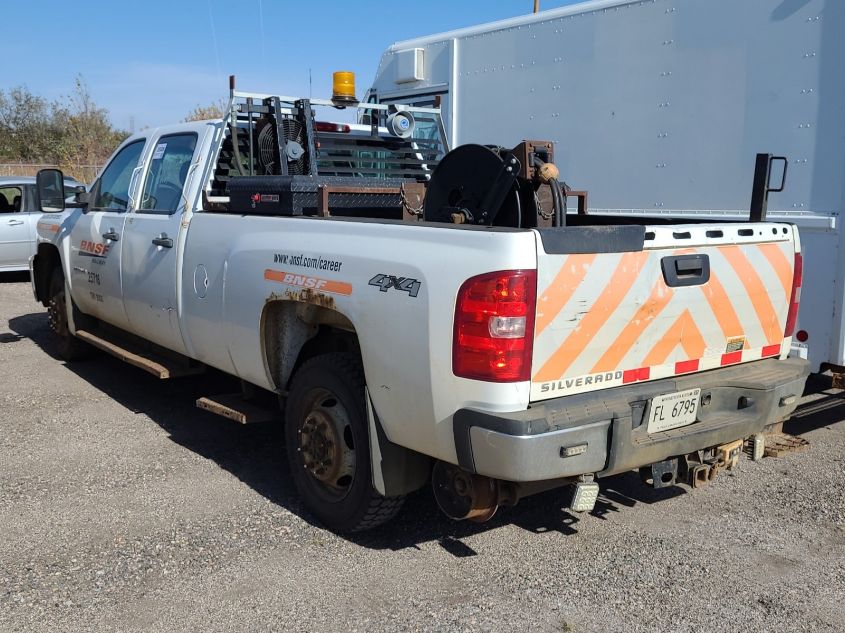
[368,274,421,298]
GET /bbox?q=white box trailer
[367,0,845,374]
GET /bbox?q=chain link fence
[0,163,99,184]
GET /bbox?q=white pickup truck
[29,86,809,532]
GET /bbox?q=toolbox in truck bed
[226,175,409,217]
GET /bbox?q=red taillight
[784,252,803,338]
[453,270,536,382]
[315,121,350,133]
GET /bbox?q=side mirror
[66,186,90,209]
[36,169,66,213]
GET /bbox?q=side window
[0,186,22,213]
[92,140,146,211]
[139,133,197,214]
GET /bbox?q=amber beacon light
[332,71,357,105]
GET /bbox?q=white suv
[0,176,82,271]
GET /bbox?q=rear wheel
[47,267,90,361]
[285,352,404,532]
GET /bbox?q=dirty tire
[47,267,90,361]
[285,352,404,532]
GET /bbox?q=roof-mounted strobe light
[332,71,358,106]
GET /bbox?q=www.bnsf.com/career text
[273,253,343,272]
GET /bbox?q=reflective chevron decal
[531,240,794,400]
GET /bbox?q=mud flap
[366,388,431,496]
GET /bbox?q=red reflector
[622,367,650,384]
[453,270,537,382]
[796,329,809,343]
[675,359,700,374]
[315,121,350,133]
[721,351,743,365]
[784,252,803,338]
[762,344,782,357]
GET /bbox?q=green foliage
[0,76,128,179]
[0,87,52,161]
[184,99,227,122]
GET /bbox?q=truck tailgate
[530,224,798,401]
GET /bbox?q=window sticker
[152,143,167,160]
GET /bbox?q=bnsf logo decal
[263,269,353,296]
[283,273,327,289]
[79,240,110,257]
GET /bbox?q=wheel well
[261,300,360,392]
[33,244,61,305]
[291,325,360,382]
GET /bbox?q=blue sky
[5,0,579,130]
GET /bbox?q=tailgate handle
[661,254,710,287]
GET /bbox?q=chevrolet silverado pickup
[29,81,809,531]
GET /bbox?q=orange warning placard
[264,269,352,296]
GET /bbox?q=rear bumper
[453,357,809,482]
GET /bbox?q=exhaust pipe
[431,461,501,522]
[431,461,579,521]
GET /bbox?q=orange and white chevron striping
[530,241,795,400]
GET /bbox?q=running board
[75,330,204,379]
[196,394,278,424]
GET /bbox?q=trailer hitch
[683,439,744,488]
[642,439,745,490]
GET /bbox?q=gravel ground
[1,272,843,633]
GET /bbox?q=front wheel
[285,352,404,532]
[47,267,90,361]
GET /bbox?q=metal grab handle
[750,153,789,221]
[8,219,24,226]
[151,234,173,248]
[768,155,788,193]
[127,165,143,211]
[102,229,119,241]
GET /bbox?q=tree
[0,76,128,181]
[184,99,227,122]
[0,87,52,161]
[53,76,129,168]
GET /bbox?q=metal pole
[534,0,539,13]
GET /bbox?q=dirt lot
[1,273,844,633]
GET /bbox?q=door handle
[102,229,119,241]
[151,234,173,248]
[8,219,24,226]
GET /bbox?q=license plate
[646,388,701,433]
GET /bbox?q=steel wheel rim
[47,287,67,336]
[297,387,356,502]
